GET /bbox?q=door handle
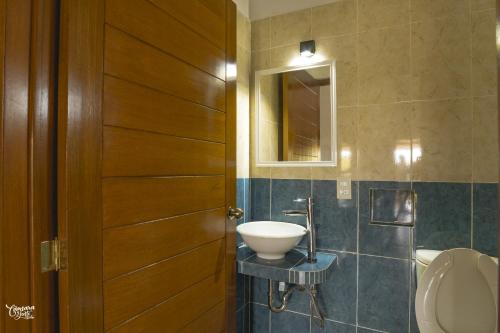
[228,207,244,220]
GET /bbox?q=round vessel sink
[237,221,307,260]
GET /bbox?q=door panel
[179,302,226,333]
[106,0,226,80]
[102,126,225,177]
[58,0,235,331]
[103,239,225,330]
[1,0,32,332]
[103,77,226,143]
[107,275,225,333]
[103,208,225,279]
[102,176,225,228]
[104,26,226,111]
[149,0,226,50]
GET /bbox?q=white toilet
[415,248,498,333]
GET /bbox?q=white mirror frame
[255,60,337,167]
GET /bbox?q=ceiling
[243,0,340,21]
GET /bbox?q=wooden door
[57,0,237,332]
[1,0,59,332]
[282,71,321,162]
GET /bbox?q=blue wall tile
[473,183,498,257]
[280,283,311,314]
[311,320,356,333]
[357,327,384,333]
[250,303,269,333]
[318,252,357,325]
[237,178,246,216]
[358,255,410,332]
[245,178,251,222]
[250,277,268,305]
[359,181,412,259]
[313,180,358,252]
[242,178,496,333]
[271,179,311,225]
[251,178,271,221]
[410,261,420,333]
[237,305,248,333]
[271,311,310,333]
[237,273,246,311]
[414,182,471,251]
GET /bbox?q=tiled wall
[250,0,498,182]
[235,0,499,332]
[236,178,498,332]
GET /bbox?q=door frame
[57,0,104,331]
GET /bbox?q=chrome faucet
[282,197,316,263]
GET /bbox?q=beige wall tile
[270,9,311,48]
[312,106,358,180]
[317,35,357,107]
[237,82,250,178]
[357,102,412,181]
[411,0,469,21]
[412,99,472,182]
[252,50,271,71]
[251,18,270,51]
[411,15,470,100]
[237,47,251,86]
[269,44,297,68]
[237,11,251,51]
[358,25,411,105]
[473,96,498,183]
[472,9,497,97]
[270,166,312,180]
[358,0,410,31]
[471,0,495,11]
[311,0,357,39]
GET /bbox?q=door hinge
[41,238,67,273]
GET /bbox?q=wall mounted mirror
[255,61,337,166]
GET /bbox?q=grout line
[469,0,474,252]
[355,0,360,328]
[358,253,411,262]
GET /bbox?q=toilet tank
[416,249,442,284]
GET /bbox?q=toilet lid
[415,248,498,333]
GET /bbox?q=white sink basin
[237,221,307,260]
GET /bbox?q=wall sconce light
[300,40,316,58]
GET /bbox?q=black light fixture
[300,40,316,58]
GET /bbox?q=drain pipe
[267,280,300,313]
[267,280,325,327]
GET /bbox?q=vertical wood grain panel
[0,0,4,329]
[57,0,104,331]
[2,0,31,332]
[225,0,237,331]
[29,0,59,331]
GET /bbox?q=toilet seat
[415,248,498,333]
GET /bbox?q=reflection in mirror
[256,62,336,166]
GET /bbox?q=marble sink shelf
[237,245,337,285]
